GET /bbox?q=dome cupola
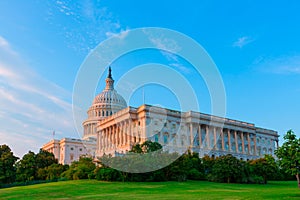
[82,67,127,140]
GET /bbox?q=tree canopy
[0,145,18,184]
[275,130,300,188]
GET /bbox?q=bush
[94,167,122,181]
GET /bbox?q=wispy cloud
[233,36,255,48]
[48,0,127,54]
[0,36,77,157]
[106,28,130,39]
[0,36,17,55]
[147,34,191,74]
[254,55,300,75]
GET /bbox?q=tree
[16,151,36,182]
[61,157,95,180]
[37,164,68,180]
[209,154,242,183]
[0,144,18,184]
[275,130,300,189]
[35,149,57,169]
[141,141,162,153]
[16,149,57,182]
[129,141,162,154]
[250,155,277,184]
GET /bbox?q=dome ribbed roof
[93,89,127,107]
[92,66,127,109]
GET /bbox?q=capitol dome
[82,67,127,140]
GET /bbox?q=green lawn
[0,180,299,200]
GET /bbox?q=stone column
[121,121,124,146]
[221,128,225,151]
[128,120,132,145]
[254,134,257,155]
[98,130,102,151]
[110,126,113,148]
[104,128,107,150]
[102,129,105,150]
[228,129,231,152]
[206,125,209,149]
[198,125,202,147]
[247,133,251,154]
[234,130,238,153]
[190,123,193,147]
[213,127,217,150]
[241,132,245,154]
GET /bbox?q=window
[154,134,159,142]
[70,147,74,151]
[79,148,82,151]
[163,133,168,144]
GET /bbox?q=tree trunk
[264,175,267,184]
[296,174,300,189]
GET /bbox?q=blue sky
[0,0,300,157]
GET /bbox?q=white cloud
[149,37,181,53]
[105,28,130,39]
[0,36,17,55]
[233,36,255,48]
[48,1,127,54]
[169,63,191,74]
[0,36,78,157]
[0,36,9,47]
[254,55,300,75]
[147,34,191,74]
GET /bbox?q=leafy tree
[129,144,143,153]
[35,149,57,169]
[61,157,95,180]
[16,149,57,182]
[250,155,277,184]
[209,154,242,183]
[141,141,162,153]
[0,144,18,184]
[202,155,215,176]
[275,130,300,188]
[16,151,36,182]
[37,163,68,180]
[130,141,162,154]
[94,167,122,181]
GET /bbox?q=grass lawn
[0,180,299,200]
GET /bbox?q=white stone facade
[42,138,96,165]
[43,67,279,164]
[97,105,279,160]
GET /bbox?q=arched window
[163,132,169,144]
[154,133,159,142]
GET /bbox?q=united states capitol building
[43,67,279,164]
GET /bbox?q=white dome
[82,67,127,140]
[92,89,127,109]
